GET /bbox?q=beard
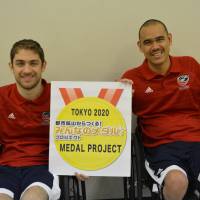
[15,75,42,90]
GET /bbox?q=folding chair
[59,176,86,200]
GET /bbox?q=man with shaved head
[121,19,200,200]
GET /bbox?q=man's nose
[23,63,32,72]
[151,41,160,50]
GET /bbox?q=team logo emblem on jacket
[42,111,50,125]
[177,75,189,87]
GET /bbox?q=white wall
[0,0,199,199]
[1,0,200,85]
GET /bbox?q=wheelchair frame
[59,176,86,200]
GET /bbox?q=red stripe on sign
[98,88,107,99]
[110,89,123,106]
[59,88,71,105]
[74,88,84,98]
[59,88,84,105]
[98,88,123,106]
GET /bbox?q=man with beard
[0,39,87,200]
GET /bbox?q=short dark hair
[138,19,169,39]
[10,39,45,64]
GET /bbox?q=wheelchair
[123,128,200,200]
[123,128,161,200]
[59,176,86,200]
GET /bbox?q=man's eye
[15,62,24,67]
[156,37,165,42]
[30,62,38,66]
[143,40,152,45]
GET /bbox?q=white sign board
[49,81,132,177]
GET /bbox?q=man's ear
[42,61,47,72]
[9,62,13,70]
[168,33,172,45]
[137,40,143,53]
